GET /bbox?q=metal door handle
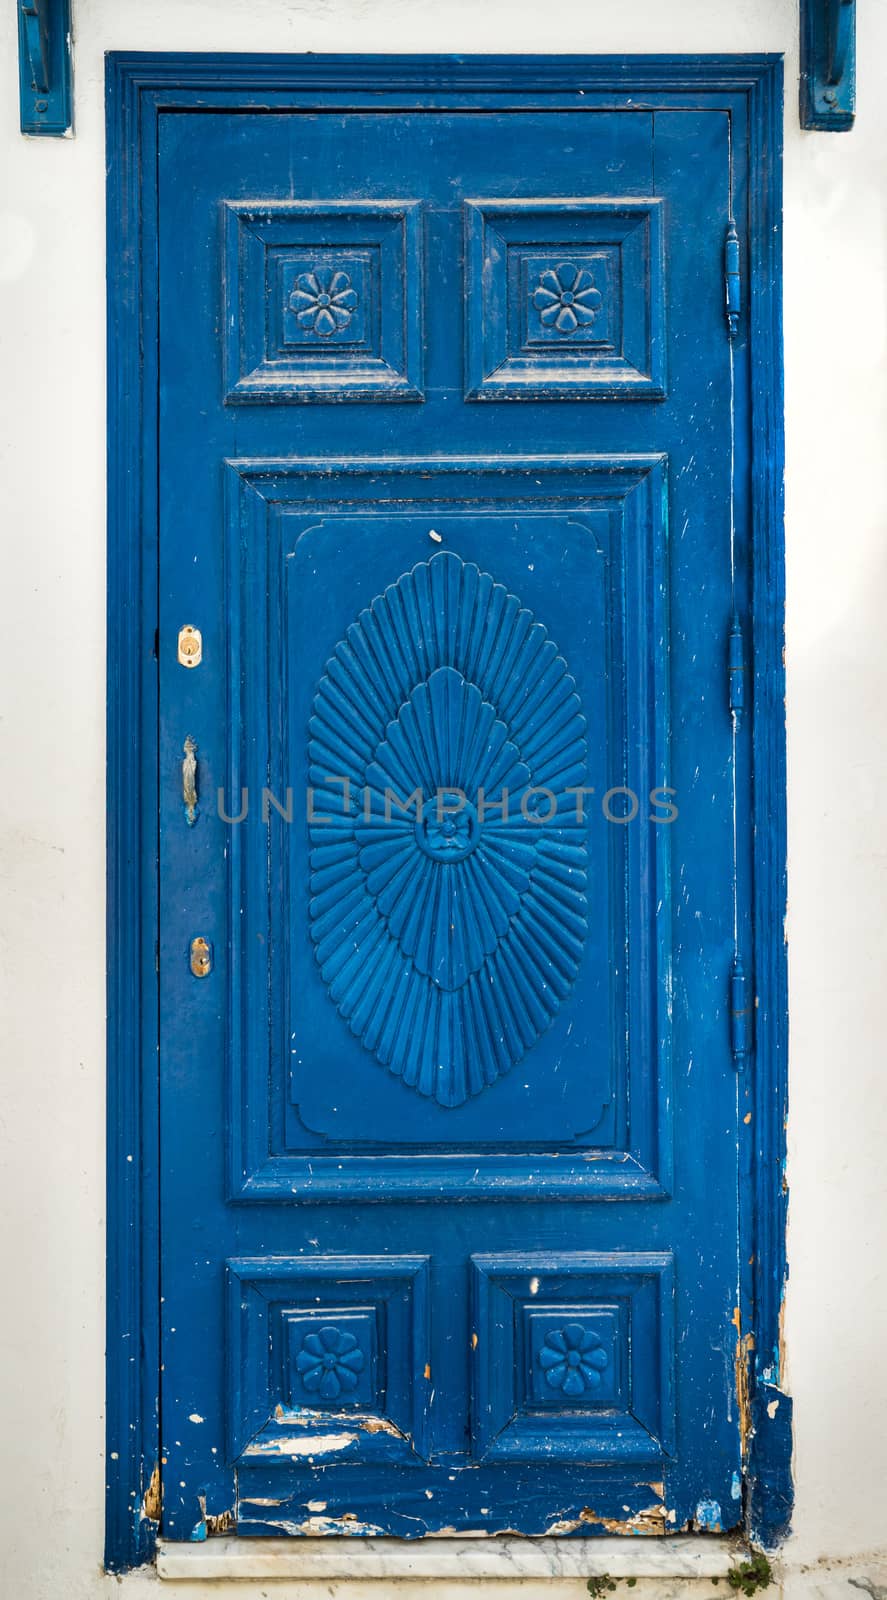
[182,735,198,825]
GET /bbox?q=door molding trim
[105,51,786,1572]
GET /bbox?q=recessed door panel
[226,458,671,1196]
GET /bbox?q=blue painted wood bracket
[18,0,72,135]
[800,0,856,130]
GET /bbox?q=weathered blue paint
[800,0,856,130]
[695,1500,723,1534]
[744,62,790,1548]
[17,0,72,136]
[750,1384,794,1548]
[105,54,163,1573]
[105,54,787,1571]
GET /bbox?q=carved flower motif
[532,263,603,334]
[422,806,473,857]
[421,803,476,859]
[295,1325,365,1400]
[289,268,358,337]
[538,1323,609,1396]
[309,552,589,1108]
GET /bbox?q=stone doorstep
[157,1534,740,1582]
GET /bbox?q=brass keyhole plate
[189,936,212,978]
[178,625,203,667]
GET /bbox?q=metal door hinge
[728,612,746,724]
[725,222,741,340]
[730,957,753,1066]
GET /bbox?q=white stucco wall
[2,1,886,1596]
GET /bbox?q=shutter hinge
[730,956,753,1066]
[725,221,741,340]
[728,612,746,724]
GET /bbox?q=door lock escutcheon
[189,936,212,978]
[178,624,202,667]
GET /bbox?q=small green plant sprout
[586,1580,617,1597]
[726,1551,773,1595]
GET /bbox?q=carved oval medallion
[308,551,588,1107]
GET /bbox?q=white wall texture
[1,1,886,1596]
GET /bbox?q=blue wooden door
[158,78,748,1540]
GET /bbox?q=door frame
[105,51,787,1572]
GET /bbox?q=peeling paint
[263,1514,387,1537]
[272,1402,399,1437]
[205,1507,235,1536]
[544,1503,671,1537]
[434,1526,492,1537]
[245,1432,358,1458]
[749,1377,794,1547]
[359,1415,406,1438]
[268,1408,403,1446]
[142,1462,162,1524]
[694,1498,723,1532]
[192,1492,236,1540]
[733,1306,756,1463]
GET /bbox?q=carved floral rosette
[308,551,589,1107]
